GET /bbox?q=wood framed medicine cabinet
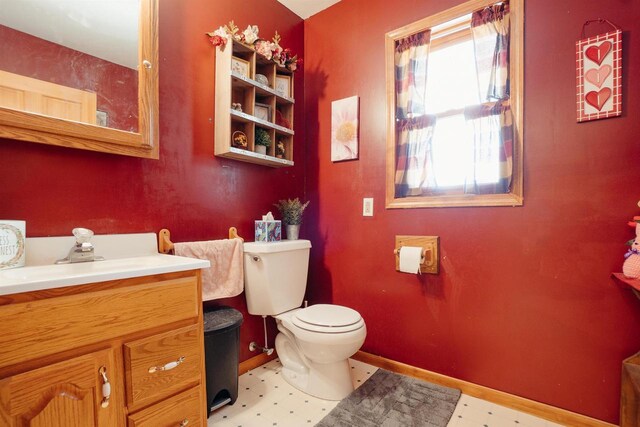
[0,0,159,159]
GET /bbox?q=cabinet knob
[148,356,185,373]
[179,419,189,426]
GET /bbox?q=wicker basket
[231,131,248,149]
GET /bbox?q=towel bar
[158,227,244,254]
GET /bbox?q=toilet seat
[292,304,363,333]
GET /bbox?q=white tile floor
[207,358,563,427]
[448,394,565,427]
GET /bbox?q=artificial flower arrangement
[273,198,310,225]
[206,21,301,72]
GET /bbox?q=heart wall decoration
[576,20,622,122]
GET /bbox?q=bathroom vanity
[0,233,209,426]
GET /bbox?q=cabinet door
[0,349,121,426]
[0,70,97,124]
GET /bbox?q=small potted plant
[273,198,310,240]
[255,128,271,155]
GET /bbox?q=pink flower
[209,35,226,48]
[206,26,229,48]
[254,40,272,60]
[286,56,301,71]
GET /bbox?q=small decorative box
[255,220,281,242]
[0,220,26,270]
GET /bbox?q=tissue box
[255,220,281,242]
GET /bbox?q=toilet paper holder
[393,247,428,263]
[394,235,439,274]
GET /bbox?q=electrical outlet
[363,198,374,217]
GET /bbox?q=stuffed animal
[623,214,640,278]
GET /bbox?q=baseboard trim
[239,352,278,376]
[353,351,615,427]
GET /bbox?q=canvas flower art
[331,96,359,161]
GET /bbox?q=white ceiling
[0,0,139,69]
[277,0,342,19]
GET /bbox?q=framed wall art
[576,19,622,122]
[275,75,291,98]
[231,56,250,78]
[331,96,359,162]
[254,102,272,122]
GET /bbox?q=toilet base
[280,357,354,401]
[275,332,354,401]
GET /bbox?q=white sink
[0,233,209,296]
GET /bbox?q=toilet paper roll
[399,246,423,274]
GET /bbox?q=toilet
[243,240,366,401]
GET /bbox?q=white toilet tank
[243,240,312,315]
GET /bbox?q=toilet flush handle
[246,253,261,262]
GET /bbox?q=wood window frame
[385,0,524,209]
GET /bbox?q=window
[385,0,523,208]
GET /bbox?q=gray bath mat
[315,369,461,427]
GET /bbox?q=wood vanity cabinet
[0,270,207,426]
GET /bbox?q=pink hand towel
[174,239,244,301]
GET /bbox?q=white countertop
[0,232,210,296]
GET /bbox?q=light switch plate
[363,198,374,216]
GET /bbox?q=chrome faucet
[55,228,105,264]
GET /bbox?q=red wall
[0,25,139,132]
[304,0,640,423]
[2,0,639,422]
[0,0,304,363]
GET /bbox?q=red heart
[585,65,612,88]
[585,88,612,111]
[585,41,612,65]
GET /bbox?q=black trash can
[203,306,243,414]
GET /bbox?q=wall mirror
[0,0,159,158]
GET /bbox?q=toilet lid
[292,304,363,333]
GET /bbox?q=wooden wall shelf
[613,274,640,426]
[214,40,295,168]
[231,72,295,104]
[622,352,640,426]
[612,273,640,300]
[230,110,294,135]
